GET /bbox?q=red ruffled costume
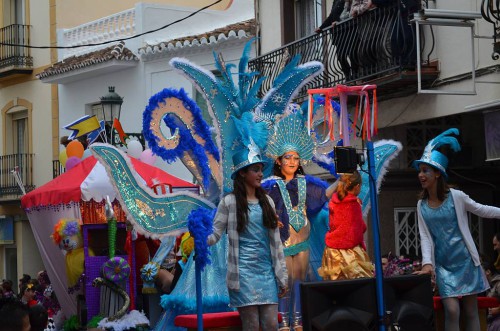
[318,192,373,280]
[325,192,366,249]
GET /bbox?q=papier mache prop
[51,219,92,290]
[90,39,403,330]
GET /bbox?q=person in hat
[208,140,288,331]
[263,111,335,331]
[413,128,500,331]
[318,170,374,280]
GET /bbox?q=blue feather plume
[187,207,216,271]
[431,128,461,152]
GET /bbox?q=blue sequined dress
[421,195,488,298]
[230,200,278,307]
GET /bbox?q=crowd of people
[0,271,60,331]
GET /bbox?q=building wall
[56,0,235,28]
[0,0,52,282]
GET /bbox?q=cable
[382,92,418,128]
[448,168,498,190]
[0,0,222,50]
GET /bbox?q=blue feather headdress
[413,128,461,178]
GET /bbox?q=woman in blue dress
[208,144,288,331]
[414,129,500,331]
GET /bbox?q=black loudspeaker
[384,275,435,331]
[334,146,359,174]
[301,278,378,331]
[301,275,435,331]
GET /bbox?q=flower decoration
[140,261,160,283]
[102,257,131,283]
[383,253,414,277]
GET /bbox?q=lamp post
[100,86,123,145]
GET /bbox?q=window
[394,207,420,257]
[282,0,323,44]
[6,108,28,155]
[3,0,24,25]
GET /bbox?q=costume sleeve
[318,0,344,30]
[459,190,500,219]
[306,180,328,216]
[417,200,433,266]
[207,197,229,246]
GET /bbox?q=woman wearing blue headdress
[208,143,288,331]
[262,112,335,331]
[413,128,500,331]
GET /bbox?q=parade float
[20,38,405,330]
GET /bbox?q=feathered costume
[90,39,403,330]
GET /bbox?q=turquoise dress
[421,195,489,298]
[230,200,278,307]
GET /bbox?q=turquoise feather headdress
[413,128,461,178]
[266,112,315,162]
[167,39,323,194]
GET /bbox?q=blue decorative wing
[359,140,403,216]
[90,143,215,237]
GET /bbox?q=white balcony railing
[62,8,136,59]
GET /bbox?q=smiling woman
[413,128,500,331]
[262,111,333,331]
[207,142,288,331]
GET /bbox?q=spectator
[19,283,38,307]
[315,0,355,80]
[18,274,31,292]
[493,232,500,271]
[484,262,500,331]
[315,0,350,33]
[1,280,15,299]
[29,304,48,331]
[0,297,30,331]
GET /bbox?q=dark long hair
[272,156,305,179]
[418,168,450,201]
[233,166,278,233]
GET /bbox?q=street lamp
[100,86,123,144]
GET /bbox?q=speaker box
[334,146,358,174]
[301,278,378,331]
[384,275,435,331]
[301,275,435,331]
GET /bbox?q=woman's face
[418,164,440,190]
[240,163,264,189]
[23,288,35,300]
[277,151,300,180]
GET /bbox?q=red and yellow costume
[318,192,373,280]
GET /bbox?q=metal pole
[195,257,203,331]
[367,141,386,331]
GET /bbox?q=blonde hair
[336,170,362,200]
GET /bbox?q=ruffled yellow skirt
[317,245,374,280]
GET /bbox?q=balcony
[0,153,35,200]
[61,8,136,59]
[0,24,33,78]
[248,3,439,101]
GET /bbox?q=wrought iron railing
[53,160,65,179]
[0,24,33,69]
[0,153,35,198]
[249,3,420,100]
